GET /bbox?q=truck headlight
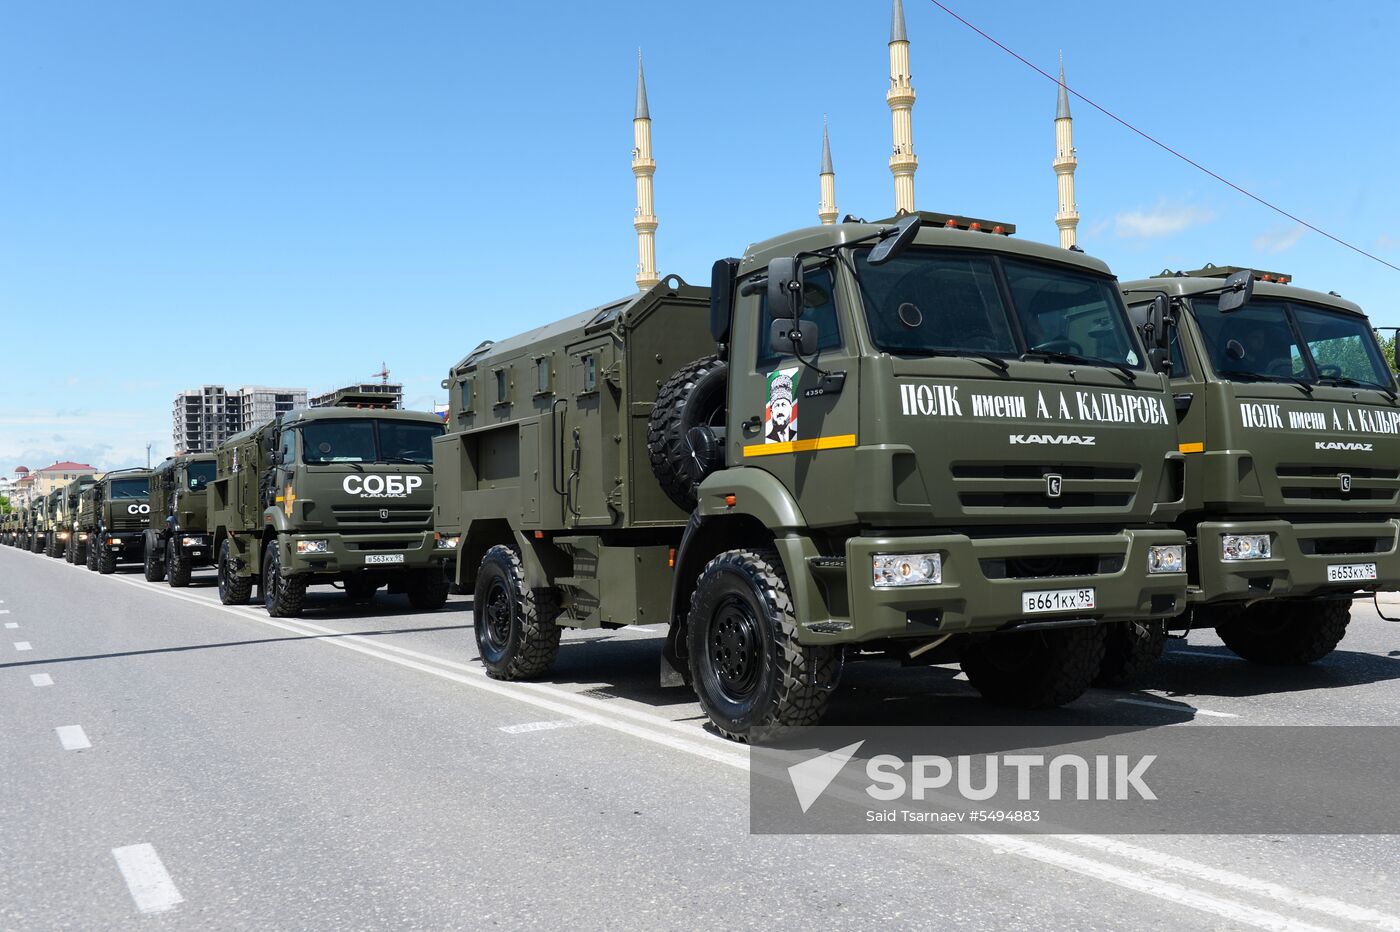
[181,536,205,547]
[1148,545,1185,574]
[1221,534,1271,561]
[434,535,460,550]
[873,553,942,588]
[296,539,329,554]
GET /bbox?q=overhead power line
[925,0,1400,275]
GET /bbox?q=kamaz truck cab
[56,476,96,561]
[1123,265,1400,666]
[89,468,152,574]
[34,490,60,555]
[210,398,452,616]
[436,212,1190,740]
[143,454,216,587]
[65,480,98,563]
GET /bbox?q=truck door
[730,262,861,528]
[562,340,619,527]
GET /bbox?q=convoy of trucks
[2,214,1396,741]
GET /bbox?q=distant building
[310,381,404,410]
[30,461,99,498]
[172,384,308,453]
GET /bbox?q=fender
[694,467,808,531]
[511,529,571,592]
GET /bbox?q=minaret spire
[632,50,659,290]
[818,117,838,225]
[887,0,918,215]
[1053,51,1080,249]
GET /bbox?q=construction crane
[371,362,390,385]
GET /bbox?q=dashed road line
[1115,697,1239,719]
[13,641,31,651]
[111,844,183,915]
[500,719,583,735]
[4,622,17,628]
[55,725,91,750]
[30,673,53,687]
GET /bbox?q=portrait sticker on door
[766,368,799,444]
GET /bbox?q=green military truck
[143,454,216,586]
[86,468,152,574]
[1,508,16,546]
[34,490,59,555]
[434,212,1191,740]
[51,477,96,560]
[208,398,452,616]
[1122,265,1400,667]
[13,502,32,550]
[64,481,98,563]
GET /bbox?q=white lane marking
[1171,649,1243,660]
[13,641,31,651]
[55,725,90,750]
[500,720,582,735]
[112,844,184,915]
[30,673,53,687]
[4,622,17,628]
[1115,697,1239,719]
[100,572,1369,930]
[1060,835,1400,931]
[0,608,10,613]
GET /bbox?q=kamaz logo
[1009,434,1096,446]
[342,475,423,498]
[1315,441,1373,452]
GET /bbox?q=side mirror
[868,214,922,266]
[1149,295,1171,350]
[770,318,819,357]
[710,258,738,345]
[766,258,804,320]
[1218,270,1255,313]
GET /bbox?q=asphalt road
[4,543,1400,930]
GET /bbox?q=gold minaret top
[1053,53,1080,249]
[633,51,659,290]
[887,0,918,216]
[818,118,838,225]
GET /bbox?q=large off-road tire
[1217,599,1351,665]
[97,539,117,575]
[44,535,57,558]
[144,538,167,582]
[407,568,450,611]
[86,537,99,571]
[474,545,562,679]
[217,539,253,605]
[686,548,839,742]
[1094,619,1167,688]
[960,625,1106,709]
[646,355,728,512]
[167,537,192,588]
[261,544,306,618]
[343,576,380,605]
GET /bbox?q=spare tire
[647,355,728,511]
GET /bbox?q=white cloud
[1114,202,1217,239]
[1253,226,1305,255]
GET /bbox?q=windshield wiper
[912,349,1010,372]
[1315,375,1398,401]
[380,455,428,465]
[1217,369,1314,396]
[1021,349,1136,383]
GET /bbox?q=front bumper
[279,532,451,576]
[778,528,1188,645]
[103,530,146,562]
[1190,518,1400,604]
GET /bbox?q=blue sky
[2,0,1398,473]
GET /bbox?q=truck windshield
[187,461,216,490]
[301,419,442,465]
[1191,297,1393,388]
[852,248,1143,370]
[109,479,148,499]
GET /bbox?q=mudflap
[660,621,689,688]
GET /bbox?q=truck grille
[330,505,432,532]
[952,463,1139,512]
[981,554,1125,580]
[1276,465,1400,505]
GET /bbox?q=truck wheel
[167,537,192,588]
[960,626,1105,709]
[474,545,562,679]
[1217,599,1350,665]
[407,569,449,611]
[261,545,306,618]
[343,576,379,605]
[144,539,167,582]
[647,355,728,511]
[1093,620,1166,688]
[685,548,839,742]
[86,538,99,571]
[217,539,253,605]
[97,540,117,575]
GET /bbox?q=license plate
[365,553,405,565]
[1327,562,1377,582]
[1022,587,1096,614]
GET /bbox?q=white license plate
[1022,587,1096,614]
[1327,562,1376,582]
[364,553,405,565]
